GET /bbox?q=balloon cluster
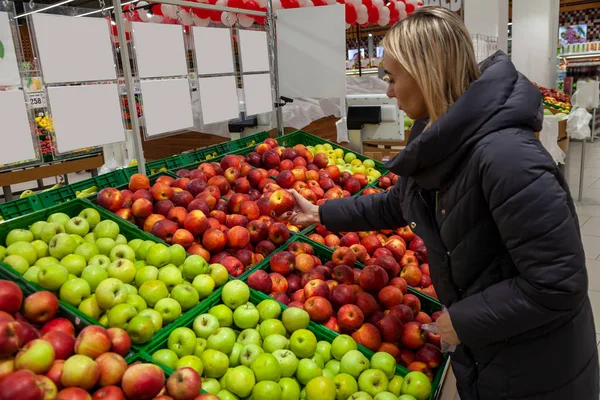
[344,0,423,27]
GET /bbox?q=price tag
[27,92,47,108]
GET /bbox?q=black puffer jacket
[320,52,599,399]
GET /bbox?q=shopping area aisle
[565,139,600,349]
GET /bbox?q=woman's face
[383,54,428,120]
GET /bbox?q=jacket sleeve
[319,180,407,232]
[449,134,588,348]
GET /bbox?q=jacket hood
[385,51,543,190]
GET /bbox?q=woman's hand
[436,312,461,346]
[279,189,321,228]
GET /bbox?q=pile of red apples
[247,240,443,380]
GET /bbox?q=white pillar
[463,0,509,53]
[511,0,560,88]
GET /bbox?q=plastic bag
[566,107,592,140]
[421,306,458,354]
[540,115,566,165]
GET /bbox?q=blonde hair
[382,6,480,124]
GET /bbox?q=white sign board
[243,73,273,116]
[276,5,346,99]
[239,30,270,73]
[140,79,194,137]
[193,26,235,75]
[132,22,188,79]
[0,12,21,86]
[0,90,37,164]
[198,76,240,125]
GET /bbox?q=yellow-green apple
[340,350,369,379]
[95,278,128,310]
[3,254,29,274]
[171,284,199,312]
[168,327,196,358]
[250,353,281,382]
[225,365,255,398]
[221,281,249,309]
[107,303,137,330]
[0,356,15,379]
[388,375,404,396]
[371,352,397,380]
[121,363,165,400]
[281,307,310,333]
[305,376,336,400]
[15,339,54,374]
[59,278,91,308]
[358,369,389,396]
[272,349,298,377]
[155,298,182,324]
[152,348,178,370]
[199,349,229,378]
[37,264,69,292]
[207,327,236,355]
[289,329,317,359]
[192,314,219,339]
[295,358,322,386]
[401,371,431,400]
[233,303,260,330]
[146,244,172,268]
[192,275,215,300]
[74,326,111,359]
[23,291,59,324]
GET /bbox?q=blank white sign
[0,90,37,164]
[193,27,235,75]
[32,14,116,84]
[141,79,194,137]
[243,74,273,116]
[132,22,188,78]
[276,5,346,98]
[239,30,270,73]
[48,85,125,153]
[0,12,22,86]
[198,76,239,125]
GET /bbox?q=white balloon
[350,0,361,7]
[407,0,418,5]
[396,1,405,11]
[372,0,383,9]
[272,0,283,9]
[138,9,150,21]
[257,0,268,6]
[216,0,226,5]
[180,10,193,25]
[378,16,389,26]
[399,8,407,19]
[193,14,210,26]
[151,14,163,23]
[357,4,368,24]
[325,0,336,4]
[304,0,314,6]
[379,5,390,17]
[238,13,254,27]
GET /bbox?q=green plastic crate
[0,195,44,221]
[147,154,196,175]
[173,147,253,175]
[38,170,128,208]
[186,142,232,165]
[240,235,449,399]
[227,131,270,151]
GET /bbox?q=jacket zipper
[435,191,439,214]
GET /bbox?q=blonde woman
[284,6,599,399]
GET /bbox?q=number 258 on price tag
[27,92,47,108]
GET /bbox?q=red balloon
[387,1,395,10]
[151,4,164,15]
[345,3,357,24]
[228,0,244,7]
[244,0,260,10]
[405,2,415,14]
[313,0,326,5]
[281,0,299,7]
[367,4,379,24]
[390,7,400,23]
[362,0,372,6]
[192,8,211,18]
[255,7,267,23]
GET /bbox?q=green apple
[195,337,208,357]
[107,259,136,284]
[263,334,289,353]
[229,342,243,366]
[233,302,260,329]
[88,254,111,269]
[65,217,90,236]
[400,372,431,400]
[126,294,147,313]
[176,355,203,375]
[273,349,298,377]
[193,313,220,339]
[146,243,171,268]
[388,376,403,397]
[47,233,77,260]
[333,373,359,400]
[135,266,159,287]
[35,256,59,267]
[192,274,215,299]
[171,283,199,311]
[282,307,310,333]
[5,229,30,247]
[251,353,281,382]
[139,280,169,307]
[107,303,137,329]
[323,369,335,380]
[95,238,116,257]
[374,393,398,400]
[209,263,228,287]
[78,295,102,320]
[95,278,128,309]
[311,354,325,368]
[306,376,336,400]
[256,299,281,322]
[0,246,6,261]
[207,327,237,355]
[7,242,37,265]
[296,358,322,385]
[4,255,30,274]
[239,344,264,367]
[126,315,155,344]
[138,308,163,332]
[67,273,78,281]
[336,158,346,166]
[358,369,389,397]
[221,281,249,309]
[109,244,136,262]
[201,349,229,378]
[290,329,317,359]
[259,319,287,339]
[209,304,233,327]
[279,377,301,400]
[99,314,108,326]
[237,328,262,346]
[325,360,341,375]
[23,266,40,283]
[93,220,120,240]
[135,240,155,260]
[81,265,108,293]
[31,240,49,259]
[47,212,70,226]
[168,327,197,357]
[340,350,369,379]
[168,244,186,267]
[253,380,281,400]
[59,277,91,306]
[134,260,147,270]
[115,234,127,245]
[371,352,396,380]
[331,335,357,361]
[40,222,65,244]
[314,341,333,365]
[181,255,209,281]
[29,221,48,240]
[155,297,182,324]
[38,263,68,291]
[78,208,101,229]
[203,378,221,395]
[152,348,178,370]
[84,233,96,244]
[363,159,375,169]
[220,370,231,392]
[344,152,357,164]
[226,365,255,398]
[216,390,238,400]
[73,243,99,263]
[128,238,143,251]
[157,265,183,291]
[349,392,374,400]
[71,235,83,247]
[59,254,86,277]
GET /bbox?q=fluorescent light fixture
[368,33,372,37]
[76,0,139,17]
[14,0,76,19]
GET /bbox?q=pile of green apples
[151,280,432,400]
[0,208,228,344]
[308,144,381,181]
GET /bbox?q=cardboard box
[362,130,410,162]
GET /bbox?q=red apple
[375,314,403,343]
[332,265,354,285]
[330,284,356,308]
[414,311,432,325]
[269,273,288,293]
[398,348,416,367]
[323,235,341,249]
[97,188,124,212]
[268,223,290,245]
[95,352,127,387]
[304,279,330,299]
[351,323,381,352]
[152,219,178,243]
[0,320,24,357]
[106,328,131,357]
[0,369,45,400]
[270,292,290,305]
[256,240,276,257]
[389,277,408,294]
[143,214,166,233]
[92,386,126,400]
[121,364,165,400]
[354,292,379,318]
[74,326,111,360]
[0,281,22,316]
[248,270,272,294]
[304,296,333,323]
[23,292,59,324]
[407,361,434,380]
[337,304,364,331]
[378,286,404,309]
[402,294,421,315]
[269,251,295,276]
[389,304,414,325]
[42,331,74,360]
[401,322,427,350]
[221,256,245,277]
[358,265,389,292]
[323,316,341,333]
[166,367,201,400]
[269,190,295,216]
